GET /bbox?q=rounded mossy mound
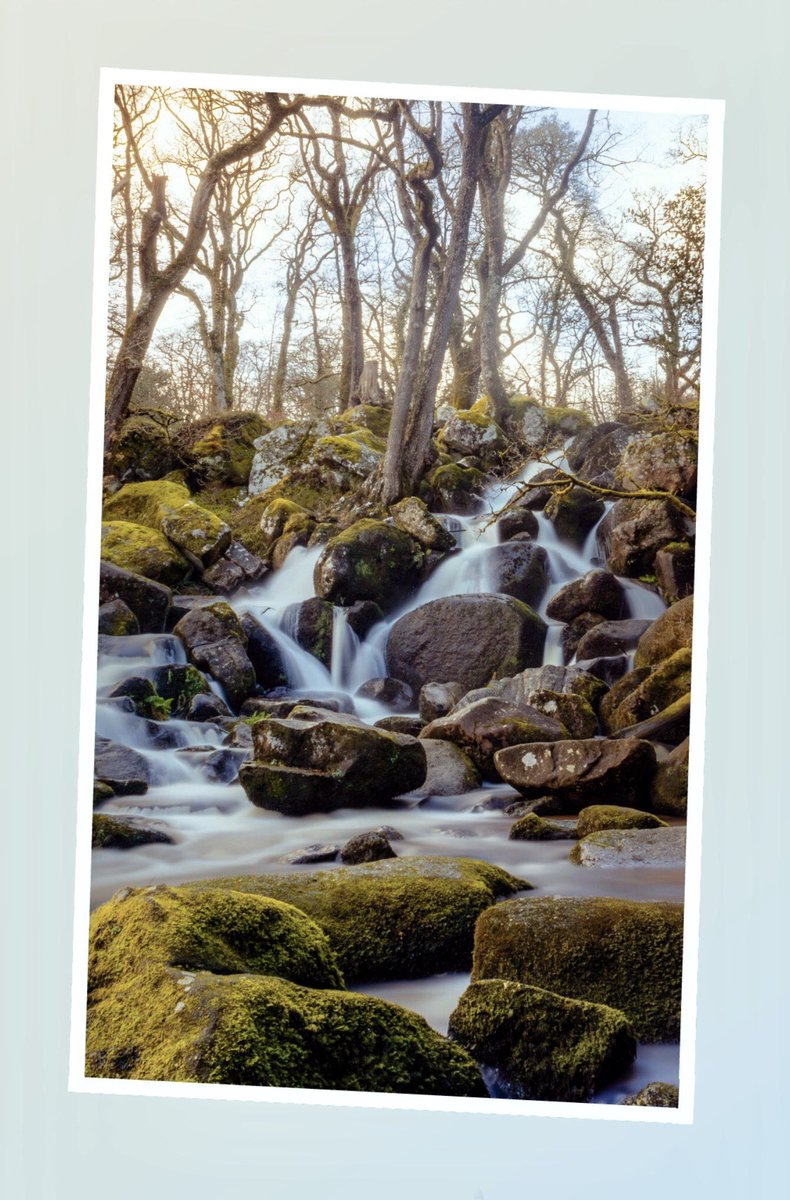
[100,521,190,586]
[313,519,425,611]
[448,979,636,1102]
[174,412,269,486]
[576,806,668,838]
[622,1081,679,1107]
[188,856,528,983]
[471,895,683,1041]
[86,968,485,1095]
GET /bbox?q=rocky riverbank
[89,394,697,1104]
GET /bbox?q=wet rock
[574,654,630,686]
[390,496,456,551]
[599,498,686,577]
[239,709,426,814]
[494,736,656,811]
[575,618,652,661]
[448,979,636,1102]
[403,738,482,796]
[504,795,567,818]
[189,856,526,982]
[197,748,247,784]
[561,613,606,663]
[615,431,697,499]
[576,806,668,837]
[520,689,598,739]
[422,697,568,779]
[340,831,397,865]
[460,663,608,716]
[174,601,256,710]
[99,562,172,634]
[150,664,211,718]
[94,738,152,795]
[601,649,692,734]
[93,780,114,806]
[622,1082,679,1107]
[544,486,605,545]
[187,692,231,722]
[224,540,268,583]
[570,826,686,867]
[546,569,627,624]
[173,600,245,653]
[280,844,340,865]
[283,597,334,668]
[650,737,689,817]
[519,467,563,511]
[508,813,577,841]
[239,612,288,691]
[386,594,547,694]
[483,541,550,608]
[428,463,487,514]
[610,693,690,746]
[496,506,539,542]
[634,595,693,668]
[567,422,644,480]
[471,895,683,1040]
[313,519,425,612]
[97,598,140,637]
[419,681,466,723]
[655,542,695,604]
[201,555,246,594]
[345,600,384,639]
[92,814,174,849]
[356,676,414,712]
[374,715,423,736]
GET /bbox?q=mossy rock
[448,979,636,1102]
[109,408,181,480]
[174,412,269,486]
[101,521,190,587]
[92,814,174,850]
[472,895,683,1040]
[601,649,692,734]
[103,479,192,527]
[195,490,273,559]
[544,486,605,546]
[343,426,388,454]
[88,884,343,994]
[634,596,693,668]
[508,813,577,841]
[93,780,115,806]
[439,410,509,460]
[103,481,231,568]
[576,806,668,837]
[150,664,210,718]
[97,598,140,636]
[428,463,487,514]
[86,967,485,1094]
[622,1081,679,1107]
[190,856,528,983]
[338,404,392,440]
[313,519,426,611]
[570,826,686,868]
[650,738,689,817]
[311,434,382,477]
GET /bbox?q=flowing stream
[92,449,680,1100]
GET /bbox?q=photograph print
[74,72,720,1116]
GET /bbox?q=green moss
[508,813,576,841]
[151,664,209,717]
[604,649,692,733]
[103,479,192,527]
[338,404,392,440]
[190,857,528,983]
[542,405,592,433]
[472,896,683,1041]
[576,806,668,837]
[92,814,173,849]
[93,780,114,806]
[101,521,191,586]
[344,426,388,454]
[176,412,269,486]
[448,979,636,1102]
[623,1081,679,1107]
[314,519,425,610]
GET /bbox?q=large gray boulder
[570,826,686,867]
[239,707,426,814]
[494,736,657,811]
[545,569,627,624]
[483,541,549,608]
[386,594,547,693]
[421,697,568,779]
[173,601,255,710]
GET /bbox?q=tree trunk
[337,227,364,411]
[272,285,299,416]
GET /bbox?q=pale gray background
[2,1,787,1196]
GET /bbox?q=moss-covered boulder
[567,423,644,481]
[103,478,192,526]
[191,856,527,982]
[173,601,255,710]
[311,434,382,478]
[101,521,190,586]
[471,895,683,1040]
[387,594,547,694]
[448,980,636,1102]
[544,486,605,545]
[248,422,314,497]
[108,407,182,480]
[428,463,487,514]
[508,813,577,841]
[570,826,686,868]
[545,570,627,624]
[439,410,508,460]
[421,697,568,779]
[338,403,392,440]
[173,412,269,486]
[103,480,231,569]
[92,814,174,849]
[97,598,140,636]
[634,595,693,668]
[494,737,656,812]
[239,708,427,814]
[390,496,456,551]
[576,805,668,837]
[313,519,425,612]
[623,1081,679,1107]
[650,738,689,817]
[149,664,210,718]
[99,562,172,633]
[615,431,697,500]
[600,649,692,733]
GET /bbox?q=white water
[92,446,679,1101]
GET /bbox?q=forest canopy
[107,87,707,500]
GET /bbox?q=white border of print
[68,66,724,1124]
